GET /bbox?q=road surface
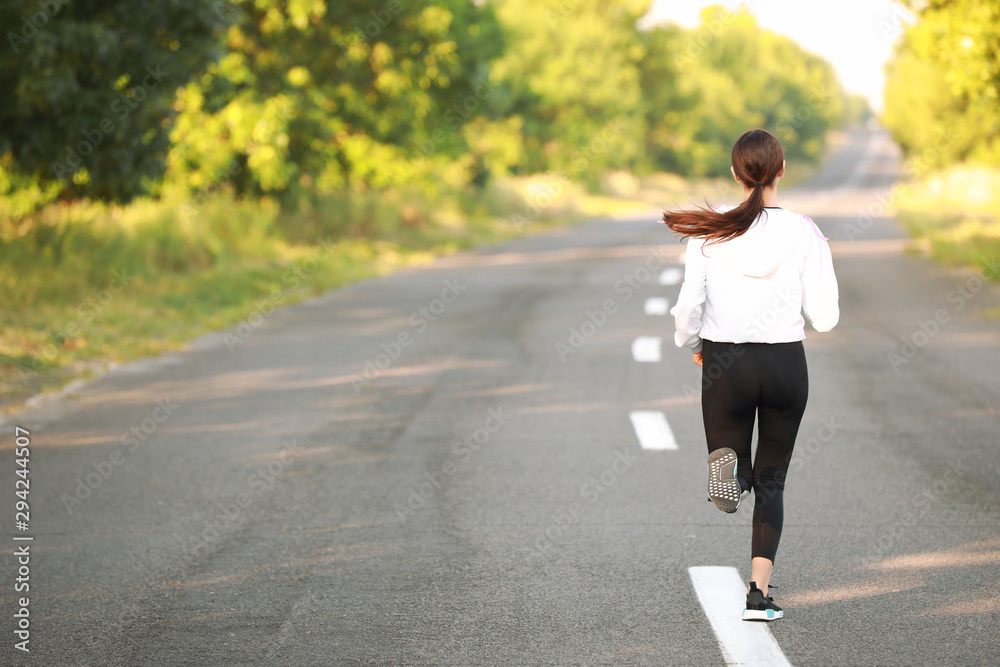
[2,128,999,665]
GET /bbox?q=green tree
[164,0,506,201]
[640,6,846,177]
[883,0,1000,170]
[637,22,691,175]
[0,0,221,202]
[488,0,652,183]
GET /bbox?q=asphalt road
[2,128,999,666]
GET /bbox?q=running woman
[662,129,839,621]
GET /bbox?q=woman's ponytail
[662,129,784,244]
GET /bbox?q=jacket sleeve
[669,238,707,353]
[800,220,839,332]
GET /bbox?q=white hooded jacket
[669,206,839,353]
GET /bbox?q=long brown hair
[662,129,784,244]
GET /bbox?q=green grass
[891,166,1000,305]
[0,140,859,415]
[0,175,642,413]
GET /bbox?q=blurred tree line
[0,1,853,217]
[883,0,1000,172]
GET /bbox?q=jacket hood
[701,207,816,278]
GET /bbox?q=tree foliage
[641,7,846,177]
[883,0,1000,170]
[165,0,505,202]
[0,0,220,200]
[0,1,853,211]
[489,0,652,180]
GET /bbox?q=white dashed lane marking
[629,411,678,450]
[631,336,662,362]
[644,297,670,315]
[658,267,684,285]
[689,566,792,667]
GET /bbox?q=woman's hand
[693,351,703,366]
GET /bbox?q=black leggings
[701,339,809,563]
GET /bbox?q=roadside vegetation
[891,167,1000,287]
[0,171,742,411]
[882,0,1000,293]
[0,2,865,412]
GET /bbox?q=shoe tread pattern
[707,448,741,513]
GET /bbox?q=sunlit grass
[0,176,630,412]
[0,132,887,415]
[0,166,770,413]
[891,165,1000,307]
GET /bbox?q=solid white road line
[631,336,662,362]
[689,566,792,667]
[629,411,678,450]
[644,297,670,315]
[658,267,684,285]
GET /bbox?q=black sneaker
[707,448,743,513]
[742,582,783,621]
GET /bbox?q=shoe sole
[707,448,741,513]
[742,608,783,621]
